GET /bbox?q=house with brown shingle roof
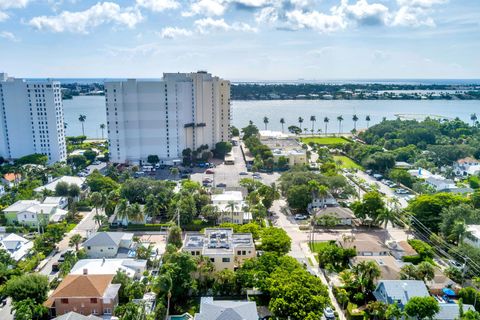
[44,273,120,317]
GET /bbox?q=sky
[0,0,479,80]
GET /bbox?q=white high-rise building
[0,73,67,163]
[105,71,230,164]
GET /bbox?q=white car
[324,307,335,319]
[294,214,307,220]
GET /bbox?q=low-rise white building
[308,192,338,211]
[466,225,480,248]
[70,258,147,279]
[82,232,134,258]
[454,157,480,176]
[0,233,33,261]
[425,176,456,192]
[2,199,67,227]
[211,191,251,224]
[194,297,258,320]
[34,176,87,195]
[182,228,255,271]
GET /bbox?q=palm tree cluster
[115,199,145,225]
[261,114,373,134]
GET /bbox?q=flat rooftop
[183,228,254,255]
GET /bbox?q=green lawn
[309,241,332,253]
[300,136,350,145]
[333,155,363,170]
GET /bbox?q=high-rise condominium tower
[105,71,230,164]
[0,73,67,164]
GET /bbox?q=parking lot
[190,143,281,189]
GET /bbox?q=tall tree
[154,274,173,320]
[324,116,329,135]
[280,118,285,133]
[471,113,478,127]
[100,123,106,139]
[115,199,129,225]
[404,296,439,320]
[366,115,371,128]
[337,115,344,134]
[298,117,304,131]
[78,114,87,136]
[127,203,144,223]
[69,234,83,251]
[310,115,316,134]
[263,116,269,130]
[352,114,359,132]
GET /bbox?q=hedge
[346,302,365,320]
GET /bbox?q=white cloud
[307,46,335,56]
[194,17,258,33]
[255,6,278,24]
[0,30,17,41]
[335,0,390,26]
[183,0,226,17]
[29,2,143,33]
[0,11,8,21]
[392,5,435,26]
[285,9,346,33]
[159,26,193,38]
[136,0,179,12]
[0,0,30,10]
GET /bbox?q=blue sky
[0,0,479,80]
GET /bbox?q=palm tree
[93,214,106,227]
[366,115,371,128]
[375,208,396,230]
[144,194,160,222]
[337,115,344,134]
[310,115,316,134]
[115,199,129,226]
[169,167,179,179]
[227,200,236,223]
[155,274,173,320]
[352,114,359,132]
[100,123,106,139]
[353,260,381,298]
[89,192,104,217]
[263,116,269,130]
[323,117,329,135]
[471,113,478,127]
[298,117,304,130]
[451,219,471,245]
[127,203,144,224]
[280,118,285,133]
[69,234,83,251]
[78,114,87,136]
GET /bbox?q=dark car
[216,183,227,188]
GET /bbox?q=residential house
[308,192,338,211]
[82,232,134,258]
[339,233,390,256]
[436,304,475,320]
[1,173,21,187]
[313,207,355,226]
[465,225,480,248]
[212,191,251,224]
[0,233,33,261]
[259,131,308,166]
[34,176,87,197]
[53,311,102,320]
[454,157,480,176]
[352,256,404,280]
[373,280,429,308]
[45,274,120,317]
[2,199,67,227]
[387,241,417,260]
[182,228,255,271]
[43,196,69,209]
[70,258,147,279]
[194,297,258,320]
[425,176,457,192]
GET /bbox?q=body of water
[63,96,479,138]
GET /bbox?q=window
[104,308,112,315]
[90,298,97,304]
[61,298,69,304]
[210,258,215,262]
[222,258,230,263]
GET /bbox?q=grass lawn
[333,155,363,170]
[300,136,350,145]
[66,223,77,232]
[309,241,332,253]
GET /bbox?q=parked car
[205,169,215,174]
[52,262,60,272]
[324,307,335,319]
[294,214,307,220]
[216,183,227,188]
[203,178,213,183]
[448,259,463,269]
[239,171,249,176]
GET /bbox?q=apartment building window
[222,258,230,263]
[61,299,69,304]
[90,298,98,304]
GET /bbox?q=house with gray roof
[436,303,475,320]
[82,232,134,258]
[373,280,429,308]
[194,297,258,320]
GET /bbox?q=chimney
[83,268,88,275]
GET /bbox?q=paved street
[0,298,13,320]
